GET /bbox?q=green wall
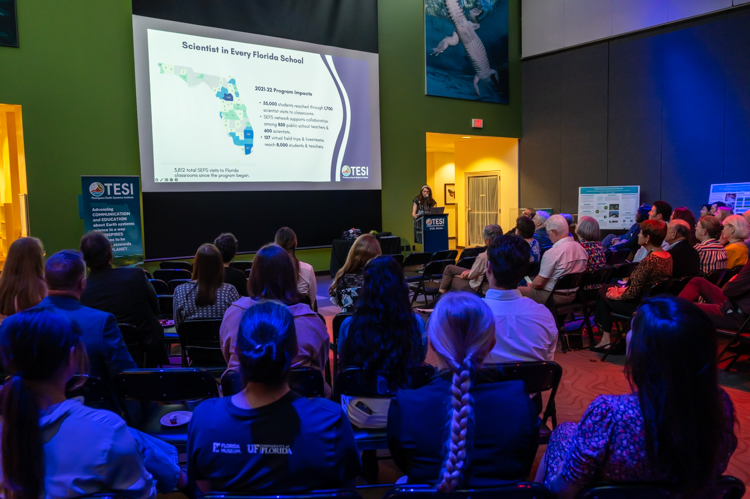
[0,0,520,269]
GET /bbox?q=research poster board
[81,176,143,260]
[709,182,750,215]
[578,186,640,230]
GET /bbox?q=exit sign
[472,119,483,128]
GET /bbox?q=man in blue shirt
[39,250,136,384]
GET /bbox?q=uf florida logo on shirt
[248,444,293,455]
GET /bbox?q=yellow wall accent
[0,105,29,268]
[454,137,519,247]
[425,152,457,240]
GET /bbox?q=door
[466,174,500,246]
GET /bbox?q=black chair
[605,248,630,265]
[383,484,553,499]
[484,362,562,444]
[201,490,364,499]
[526,261,541,278]
[459,246,486,258]
[331,312,354,384]
[176,319,225,370]
[153,268,192,283]
[609,262,637,281]
[716,315,750,371]
[390,253,405,265]
[456,256,476,270]
[149,278,169,295]
[168,278,192,294]
[402,252,433,282]
[705,268,728,286]
[115,368,219,452]
[543,272,585,351]
[229,261,253,271]
[157,294,173,320]
[667,274,695,296]
[159,260,192,271]
[118,322,151,367]
[66,374,119,412]
[431,249,458,263]
[555,267,613,348]
[576,475,745,499]
[718,266,742,288]
[410,259,453,305]
[289,367,326,397]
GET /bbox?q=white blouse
[297,261,317,306]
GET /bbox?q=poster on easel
[577,186,640,230]
[80,175,143,264]
[709,182,750,215]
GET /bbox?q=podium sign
[416,214,449,253]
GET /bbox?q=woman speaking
[412,185,437,219]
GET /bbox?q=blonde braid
[437,358,473,493]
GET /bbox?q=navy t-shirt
[187,392,361,492]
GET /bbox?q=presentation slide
[709,182,750,215]
[133,16,381,192]
[578,186,640,230]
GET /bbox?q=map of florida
[158,64,254,155]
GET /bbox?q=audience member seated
[173,243,240,325]
[700,203,712,218]
[38,250,136,383]
[520,215,588,305]
[338,255,426,428]
[671,207,698,246]
[592,220,672,351]
[721,215,749,269]
[745,211,750,249]
[664,219,700,278]
[188,301,360,493]
[532,210,553,253]
[0,237,47,325]
[575,216,606,271]
[220,244,329,386]
[694,216,728,275]
[0,307,181,498]
[602,203,651,252]
[275,227,317,308]
[633,201,672,262]
[483,235,558,363]
[388,292,539,490]
[80,231,167,367]
[716,206,733,222]
[515,216,541,263]
[679,262,750,331]
[214,233,249,297]
[711,201,727,215]
[539,296,737,498]
[328,234,382,312]
[439,224,503,295]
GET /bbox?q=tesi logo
[429,218,445,226]
[89,182,105,197]
[426,219,433,226]
[341,165,369,179]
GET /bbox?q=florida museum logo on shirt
[341,165,369,180]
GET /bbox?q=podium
[414,214,449,253]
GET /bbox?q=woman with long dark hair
[0,237,47,324]
[189,301,360,492]
[0,307,157,498]
[411,185,437,219]
[220,244,329,387]
[338,255,427,428]
[540,296,737,498]
[275,227,317,308]
[328,234,382,312]
[173,243,239,325]
[388,292,540,490]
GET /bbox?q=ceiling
[426,132,479,153]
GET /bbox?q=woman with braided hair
[387,292,540,490]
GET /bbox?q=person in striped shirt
[694,216,728,275]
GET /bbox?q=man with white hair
[520,214,588,305]
[532,210,553,253]
[665,219,700,278]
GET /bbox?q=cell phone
[524,276,532,284]
[355,401,373,415]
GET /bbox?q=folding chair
[118,322,151,367]
[718,266,742,287]
[554,268,613,348]
[543,273,585,352]
[390,253,405,265]
[159,261,192,271]
[289,367,326,397]
[401,252,432,283]
[201,491,364,499]
[605,248,630,265]
[153,268,192,283]
[609,262,637,281]
[115,368,219,451]
[667,274,695,296]
[456,255,476,270]
[409,259,452,305]
[705,268,728,286]
[229,261,253,271]
[149,278,169,295]
[157,294,173,320]
[331,312,354,381]
[716,315,750,371]
[176,319,225,372]
[383,484,553,499]
[484,362,562,445]
[168,278,192,294]
[576,475,744,499]
[431,249,457,263]
[66,374,119,412]
[459,246,486,258]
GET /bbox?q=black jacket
[667,240,701,278]
[81,267,166,366]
